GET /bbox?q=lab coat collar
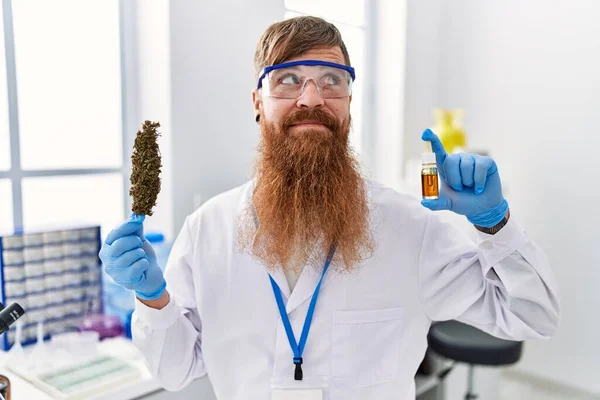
[285,262,334,315]
[269,267,291,300]
[266,259,335,315]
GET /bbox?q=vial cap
[421,152,436,165]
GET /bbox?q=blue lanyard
[269,245,336,381]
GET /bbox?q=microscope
[0,302,25,335]
[0,301,25,400]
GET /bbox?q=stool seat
[428,320,523,366]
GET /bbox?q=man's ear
[252,89,261,123]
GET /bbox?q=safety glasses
[257,60,355,99]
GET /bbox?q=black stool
[427,320,523,400]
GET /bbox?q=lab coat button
[482,240,493,250]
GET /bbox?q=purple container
[79,314,124,340]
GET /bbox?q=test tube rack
[0,225,103,350]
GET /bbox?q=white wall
[369,0,408,187]
[403,0,444,174]
[131,0,174,240]
[405,0,600,395]
[168,0,285,233]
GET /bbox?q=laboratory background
[0,0,596,399]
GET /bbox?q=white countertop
[0,337,162,400]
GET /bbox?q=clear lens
[263,65,352,99]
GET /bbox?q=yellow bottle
[432,109,467,154]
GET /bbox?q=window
[0,4,9,172]
[0,0,126,237]
[22,174,123,232]
[12,1,123,170]
[0,180,12,233]
[284,0,366,155]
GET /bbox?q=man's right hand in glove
[99,214,168,307]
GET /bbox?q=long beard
[238,108,375,272]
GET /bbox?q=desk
[0,337,163,400]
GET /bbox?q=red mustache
[282,109,340,133]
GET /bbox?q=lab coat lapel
[285,265,330,314]
[269,267,291,301]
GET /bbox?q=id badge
[270,376,328,400]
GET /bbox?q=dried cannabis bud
[130,120,162,216]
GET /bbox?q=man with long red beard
[100,16,559,400]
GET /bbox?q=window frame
[0,0,131,232]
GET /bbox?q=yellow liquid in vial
[421,171,439,199]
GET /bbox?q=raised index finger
[421,129,447,168]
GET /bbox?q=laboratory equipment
[0,374,10,400]
[6,329,142,400]
[432,108,467,154]
[79,313,123,340]
[35,354,141,399]
[28,321,52,371]
[0,225,103,351]
[1,321,24,367]
[50,330,100,365]
[102,277,134,334]
[0,301,25,335]
[421,144,439,200]
[145,232,172,271]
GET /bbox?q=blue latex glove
[421,129,509,228]
[99,214,166,300]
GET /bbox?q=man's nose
[297,79,324,109]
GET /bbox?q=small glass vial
[421,152,439,200]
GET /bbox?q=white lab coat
[131,180,560,400]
